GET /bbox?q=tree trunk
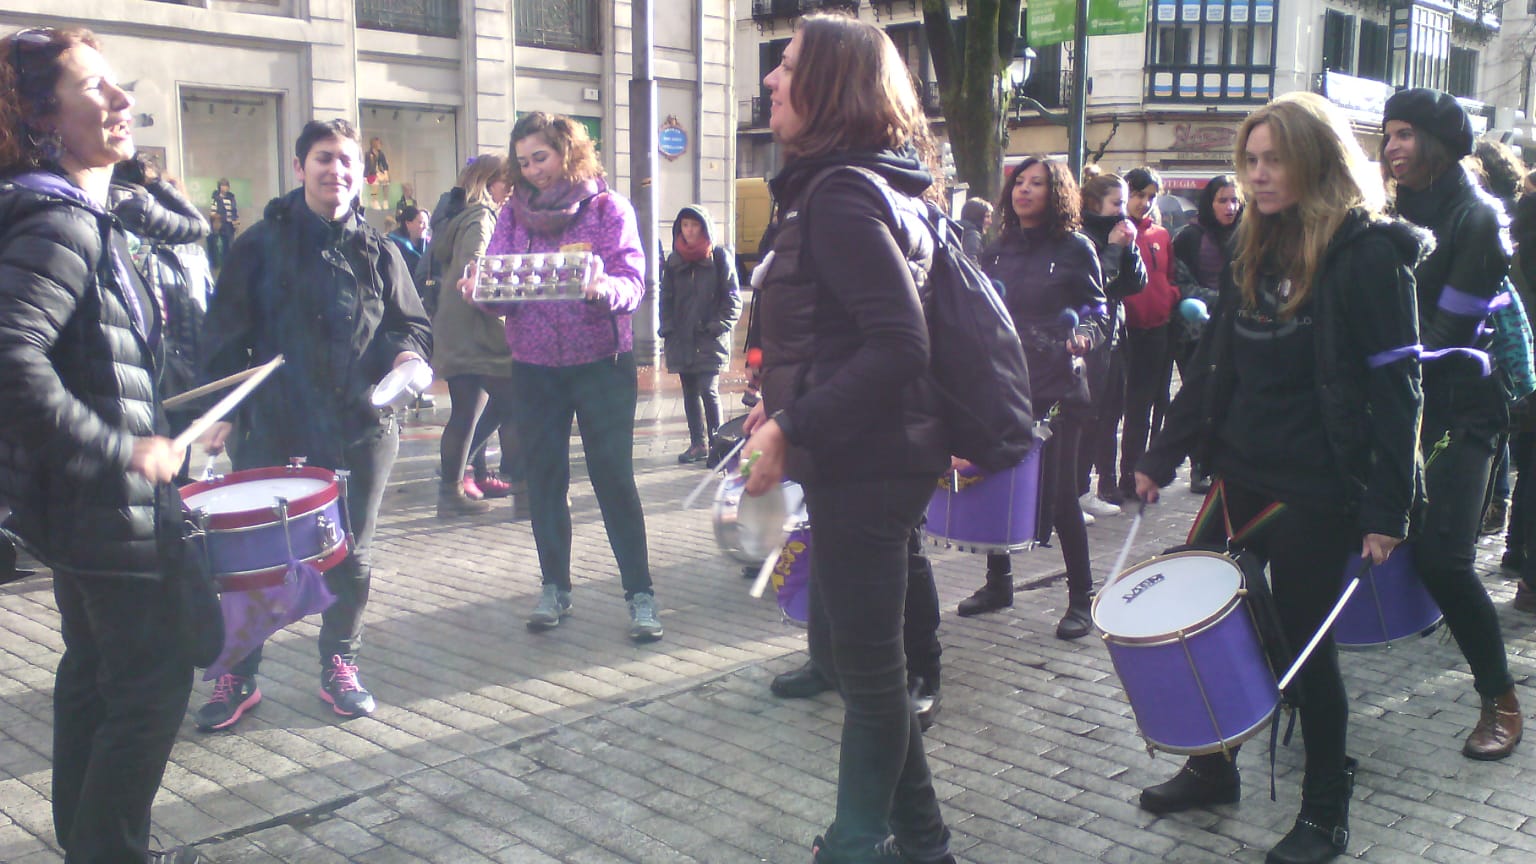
[921,0,1018,210]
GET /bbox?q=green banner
[1088,0,1147,37]
[1026,0,1074,48]
[1028,0,1148,46]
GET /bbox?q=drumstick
[681,436,747,509]
[1105,499,1148,591]
[171,355,285,452]
[748,540,780,599]
[162,364,272,410]
[1276,572,1363,692]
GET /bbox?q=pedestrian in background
[208,176,238,269]
[660,204,741,464]
[1118,166,1181,499]
[957,196,992,262]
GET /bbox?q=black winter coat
[660,204,741,374]
[1140,210,1427,539]
[203,190,432,469]
[0,171,167,578]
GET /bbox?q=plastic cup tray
[471,252,594,302]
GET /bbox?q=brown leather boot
[1463,687,1522,760]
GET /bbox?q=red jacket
[1122,214,1179,329]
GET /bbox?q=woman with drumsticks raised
[739,13,956,863]
[1133,92,1426,864]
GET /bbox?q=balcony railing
[355,0,457,38]
[739,96,772,129]
[1146,64,1275,105]
[751,0,802,21]
[517,0,600,53]
[920,81,944,117]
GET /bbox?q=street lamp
[1007,44,1066,126]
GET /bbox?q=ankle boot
[1463,686,1522,760]
[437,484,492,517]
[1055,594,1094,640]
[1265,757,1356,864]
[1139,753,1240,814]
[957,567,1013,617]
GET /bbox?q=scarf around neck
[509,177,603,238]
[674,233,712,263]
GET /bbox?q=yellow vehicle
[735,177,773,282]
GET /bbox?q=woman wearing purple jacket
[477,112,662,642]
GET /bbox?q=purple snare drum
[925,444,1044,553]
[179,466,349,592]
[1094,551,1279,755]
[1333,543,1441,648]
[771,524,812,626]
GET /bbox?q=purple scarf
[507,177,603,238]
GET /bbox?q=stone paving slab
[2,335,1535,862]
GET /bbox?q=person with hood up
[660,204,741,463]
[1381,87,1523,760]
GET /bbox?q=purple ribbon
[1437,285,1500,317]
[1078,303,1108,319]
[1367,344,1422,369]
[203,559,337,681]
[1367,342,1492,376]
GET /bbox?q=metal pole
[629,0,660,363]
[1068,0,1089,179]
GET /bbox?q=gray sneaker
[527,584,572,631]
[628,592,664,642]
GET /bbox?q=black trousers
[1119,324,1171,491]
[443,374,524,486]
[232,423,399,675]
[679,371,723,447]
[1416,384,1515,699]
[1192,480,1355,779]
[510,353,653,597]
[53,571,192,863]
[803,474,950,864]
[1077,346,1125,496]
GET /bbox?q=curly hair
[996,155,1080,239]
[508,112,604,189]
[0,27,101,177]
[1473,140,1525,207]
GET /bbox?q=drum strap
[1268,707,1299,802]
[1186,478,1289,547]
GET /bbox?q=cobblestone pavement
[2,335,1535,862]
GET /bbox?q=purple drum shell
[204,496,347,586]
[1096,553,1278,754]
[772,525,812,626]
[1333,542,1442,648]
[925,446,1042,553]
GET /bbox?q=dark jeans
[1078,345,1125,496]
[1120,324,1171,491]
[804,474,950,864]
[1510,425,1536,584]
[679,371,722,447]
[1416,386,1515,698]
[53,571,193,863]
[808,524,942,685]
[510,353,653,597]
[232,423,400,675]
[443,374,523,487]
[1189,480,1355,779]
[993,410,1093,601]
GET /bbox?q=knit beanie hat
[1382,88,1474,158]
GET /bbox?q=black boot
[1139,753,1241,814]
[770,660,833,699]
[1055,594,1093,640]
[1265,758,1356,864]
[957,563,1013,617]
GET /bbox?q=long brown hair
[996,156,1081,239]
[507,112,604,190]
[1232,92,1383,319]
[459,153,508,207]
[783,14,935,176]
[1080,173,1126,218]
[0,27,101,176]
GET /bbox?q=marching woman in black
[955,156,1107,641]
[740,13,954,863]
[1134,92,1424,864]
[1380,88,1522,758]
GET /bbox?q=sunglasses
[9,27,55,76]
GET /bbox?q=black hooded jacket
[203,189,432,469]
[660,204,741,374]
[0,172,167,578]
[757,148,948,484]
[1141,210,1428,539]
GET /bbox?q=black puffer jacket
[660,204,741,374]
[1141,210,1428,539]
[758,148,948,484]
[0,171,166,578]
[203,189,432,469]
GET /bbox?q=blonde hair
[458,153,508,207]
[1231,92,1384,318]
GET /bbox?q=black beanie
[1382,88,1474,158]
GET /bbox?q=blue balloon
[1058,308,1079,327]
[1178,297,1209,323]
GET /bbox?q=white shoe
[1079,492,1122,518]
[1082,510,1096,527]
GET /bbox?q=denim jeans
[1416,385,1515,698]
[510,353,653,597]
[232,422,400,674]
[804,474,950,863]
[53,571,193,863]
[678,371,722,447]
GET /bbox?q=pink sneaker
[476,472,513,499]
[462,473,485,501]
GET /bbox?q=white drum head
[1094,553,1242,639]
[185,477,333,514]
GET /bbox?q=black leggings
[441,374,522,486]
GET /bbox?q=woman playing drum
[1133,92,1425,864]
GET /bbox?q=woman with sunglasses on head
[0,27,202,864]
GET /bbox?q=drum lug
[317,513,341,551]
[273,497,298,576]
[288,456,308,470]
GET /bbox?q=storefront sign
[659,115,688,161]
[1172,123,1238,153]
[1322,70,1394,120]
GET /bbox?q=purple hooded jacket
[483,179,647,367]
